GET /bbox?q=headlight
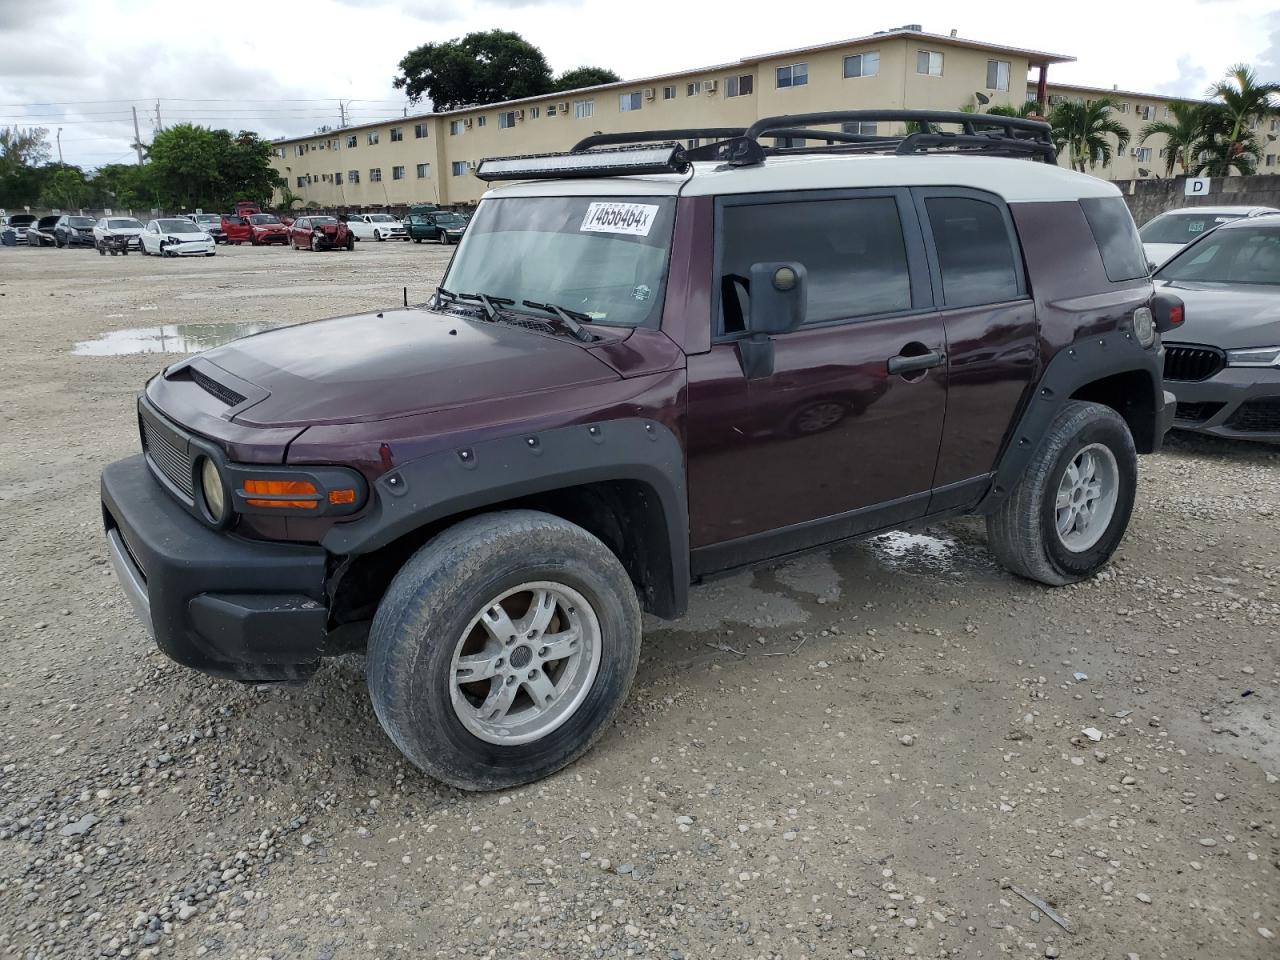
[1226,346,1280,368]
[200,458,227,522]
[1132,307,1155,347]
[168,236,184,244]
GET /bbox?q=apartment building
[273,26,1074,208]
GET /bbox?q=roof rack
[475,109,1057,182]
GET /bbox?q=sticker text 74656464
[580,202,660,237]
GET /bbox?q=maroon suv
[101,112,1181,791]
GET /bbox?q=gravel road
[0,241,1276,960]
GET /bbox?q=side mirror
[1151,290,1184,333]
[747,262,807,335]
[738,262,807,380]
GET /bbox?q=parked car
[407,209,467,245]
[290,215,355,251]
[54,214,97,248]
[27,215,60,246]
[1139,205,1279,269]
[185,213,226,243]
[138,218,216,257]
[1155,215,1280,442]
[345,213,408,242]
[100,111,1180,792]
[93,216,145,252]
[3,214,36,244]
[220,211,285,245]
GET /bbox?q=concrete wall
[1115,174,1280,226]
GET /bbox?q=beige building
[273,26,1273,209]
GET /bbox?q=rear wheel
[440,232,451,245]
[345,236,354,251]
[986,401,1137,586]
[367,510,642,791]
[97,242,106,256]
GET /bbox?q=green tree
[986,100,1042,119]
[276,184,305,211]
[39,166,89,210]
[1048,98,1130,172]
[90,163,152,210]
[1185,64,1280,177]
[553,66,621,92]
[394,30,554,108]
[1139,101,1208,176]
[1205,64,1279,150]
[0,126,49,180]
[146,124,283,209]
[214,130,285,208]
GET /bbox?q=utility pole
[155,99,162,131]
[338,100,347,128]
[56,128,62,164]
[131,106,145,165]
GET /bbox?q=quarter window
[924,196,1020,307]
[619,92,642,112]
[916,50,944,76]
[775,63,808,88]
[843,52,880,79]
[719,197,912,331]
[1080,196,1148,282]
[985,59,1010,91]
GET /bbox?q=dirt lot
[0,240,1276,960]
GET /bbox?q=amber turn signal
[242,478,321,509]
[328,488,357,505]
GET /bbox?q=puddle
[73,321,287,356]
[868,530,958,572]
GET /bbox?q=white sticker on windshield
[580,202,659,237]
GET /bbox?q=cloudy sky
[2,0,1278,168]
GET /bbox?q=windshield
[69,217,94,227]
[248,214,280,225]
[367,214,397,222]
[1141,212,1245,245]
[1158,226,1280,285]
[441,196,676,327]
[309,216,337,225]
[436,214,465,226]
[158,219,201,233]
[192,214,218,224]
[108,218,142,229]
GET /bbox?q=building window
[686,81,698,97]
[986,60,1010,91]
[414,123,429,139]
[1117,102,1131,113]
[686,138,700,148]
[574,99,594,119]
[916,50,944,76]
[546,104,558,116]
[530,106,540,119]
[1137,104,1154,121]
[451,161,468,177]
[390,127,403,142]
[293,144,304,157]
[392,165,405,180]
[1132,147,1152,163]
[449,120,463,135]
[841,121,879,136]
[725,74,754,98]
[369,168,382,183]
[296,176,306,188]
[1267,154,1277,167]
[346,135,358,148]
[773,136,805,148]
[348,170,360,184]
[499,110,517,129]
[663,85,676,100]
[775,63,808,88]
[416,163,430,178]
[329,139,340,150]
[476,115,486,127]
[843,52,880,79]
[619,92,643,112]
[367,131,379,145]
[335,172,343,185]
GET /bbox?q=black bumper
[101,455,332,682]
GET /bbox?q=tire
[98,243,106,256]
[139,242,149,256]
[440,232,451,245]
[345,237,354,251]
[986,400,1137,586]
[413,237,422,244]
[367,510,643,791]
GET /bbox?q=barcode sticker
[580,202,659,237]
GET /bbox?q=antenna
[403,286,408,308]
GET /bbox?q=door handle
[887,350,945,376]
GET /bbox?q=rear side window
[720,197,912,331]
[924,197,1021,307]
[1081,196,1148,281]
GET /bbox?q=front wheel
[97,243,106,256]
[374,230,384,241]
[367,510,642,791]
[345,237,354,251]
[986,400,1137,586]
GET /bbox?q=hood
[197,308,620,427]
[1156,280,1280,349]
[253,222,286,231]
[107,227,144,237]
[1143,242,1184,268]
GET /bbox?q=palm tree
[1048,98,1130,172]
[1189,64,1280,177]
[276,185,305,211]
[986,100,1042,119]
[1206,64,1280,146]
[1139,101,1207,176]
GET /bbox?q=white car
[345,213,408,241]
[139,218,215,257]
[93,216,145,251]
[1139,205,1280,268]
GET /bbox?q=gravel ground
[0,241,1276,960]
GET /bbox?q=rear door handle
[887,350,945,375]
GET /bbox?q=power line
[0,96,409,108]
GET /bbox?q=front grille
[1174,401,1225,423]
[1225,397,1280,433]
[1164,345,1225,382]
[139,409,194,498]
[191,368,247,406]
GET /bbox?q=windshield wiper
[435,287,514,322]
[521,300,595,343]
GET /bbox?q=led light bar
[474,144,689,182]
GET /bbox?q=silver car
[1140,205,1279,269]
[1156,216,1280,442]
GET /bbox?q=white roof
[486,155,1120,205]
[1153,205,1280,217]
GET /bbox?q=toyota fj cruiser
[101,111,1182,790]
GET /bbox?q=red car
[290,216,355,251]
[222,212,289,245]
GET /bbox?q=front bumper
[101,455,332,681]
[163,239,215,255]
[1166,367,1280,443]
[253,232,289,245]
[68,232,96,246]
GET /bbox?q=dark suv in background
[101,111,1181,792]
